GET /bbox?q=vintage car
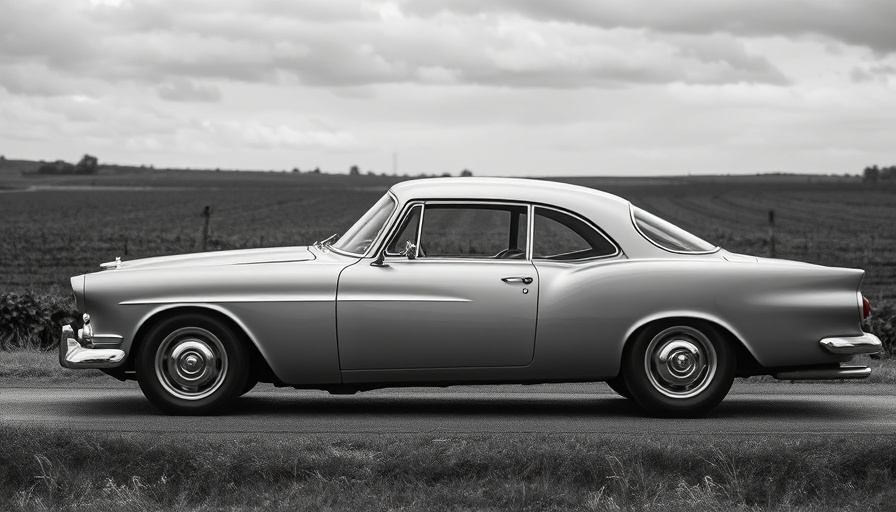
[60,177,881,417]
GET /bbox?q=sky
[0,0,894,176]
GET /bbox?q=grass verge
[1,424,894,511]
[0,350,105,380]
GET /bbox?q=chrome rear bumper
[59,325,125,369]
[774,365,872,380]
[772,333,884,380]
[819,333,882,355]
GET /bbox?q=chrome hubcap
[155,327,228,400]
[645,326,717,399]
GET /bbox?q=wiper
[313,233,339,249]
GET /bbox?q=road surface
[2,381,894,437]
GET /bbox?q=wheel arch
[621,312,764,378]
[127,304,276,382]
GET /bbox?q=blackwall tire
[622,322,735,418]
[240,375,259,396]
[605,376,632,399]
[136,314,249,415]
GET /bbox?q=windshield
[631,206,717,253]
[332,193,396,255]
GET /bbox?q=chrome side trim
[774,365,871,380]
[338,295,471,302]
[819,333,882,355]
[120,295,333,305]
[59,325,125,369]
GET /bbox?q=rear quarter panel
[530,258,864,379]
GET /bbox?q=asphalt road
[2,381,895,437]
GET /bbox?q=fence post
[768,209,776,258]
[201,206,211,251]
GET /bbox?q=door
[337,202,538,370]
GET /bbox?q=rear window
[631,206,717,253]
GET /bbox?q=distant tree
[460,169,473,177]
[882,166,896,181]
[38,160,75,174]
[349,165,360,176]
[441,172,451,177]
[292,167,300,173]
[74,154,98,175]
[311,167,320,174]
[0,155,5,161]
[367,170,375,176]
[863,165,880,182]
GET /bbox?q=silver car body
[62,178,881,388]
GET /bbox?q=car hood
[106,246,315,271]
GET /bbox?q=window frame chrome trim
[629,204,720,255]
[530,204,622,262]
[331,192,400,258]
[375,199,534,263]
[381,203,424,258]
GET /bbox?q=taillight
[863,295,871,320]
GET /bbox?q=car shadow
[58,391,880,425]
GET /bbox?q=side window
[533,207,617,260]
[385,205,422,255]
[419,204,528,259]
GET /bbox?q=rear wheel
[136,314,248,415]
[622,322,734,417]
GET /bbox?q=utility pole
[201,206,212,252]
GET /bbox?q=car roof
[389,177,631,210]
[387,177,682,259]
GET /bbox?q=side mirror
[370,250,387,267]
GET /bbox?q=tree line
[37,154,99,175]
[863,165,896,182]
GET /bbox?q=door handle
[501,276,533,285]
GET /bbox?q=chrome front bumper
[59,325,126,369]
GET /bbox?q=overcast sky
[1,0,894,176]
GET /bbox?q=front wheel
[622,322,734,418]
[136,314,249,415]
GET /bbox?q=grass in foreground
[1,425,895,511]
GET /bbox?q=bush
[864,299,896,358]
[0,293,79,351]
[37,160,75,175]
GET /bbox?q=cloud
[405,0,896,54]
[850,63,896,83]
[0,0,790,90]
[195,119,364,151]
[157,79,222,102]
